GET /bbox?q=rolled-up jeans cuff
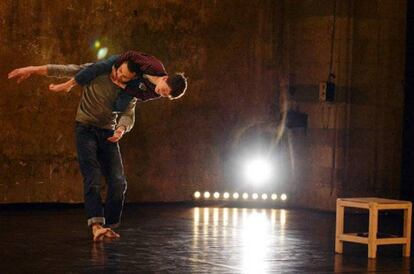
[88,217,105,227]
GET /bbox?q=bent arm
[49,78,77,93]
[46,64,93,93]
[74,55,119,85]
[117,98,137,133]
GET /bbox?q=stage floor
[0,204,412,273]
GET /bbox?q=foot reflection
[91,241,106,265]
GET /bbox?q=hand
[107,127,125,142]
[8,66,35,83]
[49,78,76,93]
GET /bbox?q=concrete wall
[0,0,281,203]
[0,0,407,210]
[287,0,406,210]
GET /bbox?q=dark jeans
[75,122,127,227]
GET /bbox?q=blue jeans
[75,122,127,227]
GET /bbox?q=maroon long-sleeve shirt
[116,51,167,101]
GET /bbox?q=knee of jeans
[80,167,101,181]
[109,173,127,185]
[118,180,127,192]
[83,171,101,183]
[113,180,127,192]
[85,184,101,195]
[110,183,127,201]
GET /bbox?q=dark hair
[167,73,188,100]
[126,59,142,75]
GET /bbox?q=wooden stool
[335,197,412,259]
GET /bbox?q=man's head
[154,73,187,100]
[113,60,140,83]
[167,73,187,100]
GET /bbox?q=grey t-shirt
[46,64,137,132]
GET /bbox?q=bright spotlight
[271,194,277,200]
[204,191,211,199]
[252,193,258,200]
[242,193,249,199]
[97,47,108,60]
[233,192,239,199]
[243,156,274,185]
[281,193,287,201]
[261,193,268,200]
[194,191,201,199]
[223,192,230,199]
[213,192,220,199]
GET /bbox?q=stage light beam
[243,157,274,185]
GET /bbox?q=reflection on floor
[0,204,412,273]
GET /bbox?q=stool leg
[368,204,378,259]
[403,205,412,257]
[335,201,344,254]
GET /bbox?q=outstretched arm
[9,64,89,92]
[8,65,48,83]
[48,55,119,93]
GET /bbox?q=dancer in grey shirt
[8,56,187,241]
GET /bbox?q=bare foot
[104,228,120,239]
[92,225,109,242]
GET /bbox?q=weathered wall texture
[0,0,407,210]
[286,0,406,210]
[0,0,281,203]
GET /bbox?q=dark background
[401,0,413,201]
[0,0,409,211]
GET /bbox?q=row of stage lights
[194,191,287,201]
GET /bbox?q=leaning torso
[75,75,119,129]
